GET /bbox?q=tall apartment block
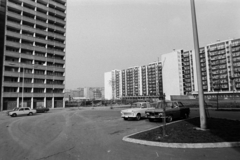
[104,37,240,101]
[104,62,163,101]
[0,0,66,110]
[196,38,240,98]
[162,38,240,99]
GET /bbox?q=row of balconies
[212,79,228,84]
[210,55,226,61]
[232,46,240,52]
[211,64,227,70]
[8,1,66,25]
[4,61,65,72]
[182,53,190,58]
[5,42,65,56]
[6,32,65,49]
[7,17,65,38]
[3,80,64,88]
[233,57,240,63]
[211,74,228,79]
[4,71,64,81]
[211,59,226,66]
[209,50,226,57]
[231,40,240,47]
[212,84,228,89]
[208,44,225,51]
[10,0,66,16]
[211,69,227,75]
[6,21,65,41]
[182,58,190,63]
[7,10,65,31]
[232,51,240,58]
[182,62,190,66]
[233,62,240,67]
[5,51,64,65]
[5,54,65,69]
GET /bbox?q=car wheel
[167,115,173,122]
[123,117,128,121]
[12,113,17,117]
[136,114,141,121]
[28,112,33,116]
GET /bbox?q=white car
[121,102,155,120]
[8,107,36,117]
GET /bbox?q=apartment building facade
[104,62,163,101]
[195,38,240,98]
[0,0,66,110]
[104,38,240,100]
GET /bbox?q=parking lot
[0,107,240,160]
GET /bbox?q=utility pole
[190,0,207,129]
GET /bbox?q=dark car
[36,106,50,113]
[145,100,190,122]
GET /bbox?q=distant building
[105,37,240,100]
[65,87,104,101]
[105,62,163,101]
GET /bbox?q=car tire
[136,114,141,121]
[28,112,33,116]
[123,117,128,121]
[12,113,17,117]
[167,115,173,123]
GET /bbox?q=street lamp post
[21,65,24,107]
[190,0,207,129]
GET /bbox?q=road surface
[0,107,239,160]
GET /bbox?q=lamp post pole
[22,65,24,107]
[190,0,207,129]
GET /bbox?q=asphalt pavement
[0,107,239,160]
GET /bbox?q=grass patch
[130,117,240,143]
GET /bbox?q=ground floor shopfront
[2,96,64,110]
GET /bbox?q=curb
[122,119,240,148]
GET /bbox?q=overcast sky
[65,0,240,89]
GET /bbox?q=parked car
[8,107,36,117]
[121,102,155,120]
[35,106,50,113]
[145,100,190,122]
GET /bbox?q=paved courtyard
[0,107,239,160]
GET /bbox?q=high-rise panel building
[0,0,66,110]
[104,38,240,100]
[104,62,163,100]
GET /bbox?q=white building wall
[161,50,182,100]
[191,50,198,92]
[204,47,211,92]
[104,71,112,100]
[146,66,149,95]
[139,67,142,95]
[119,70,122,98]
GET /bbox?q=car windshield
[131,103,141,108]
[155,102,164,109]
[12,108,19,111]
[155,102,174,109]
